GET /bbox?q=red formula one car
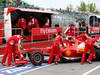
[16,38,100,66]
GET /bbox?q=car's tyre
[30,52,44,65]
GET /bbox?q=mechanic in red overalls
[43,17,50,28]
[76,33,90,43]
[64,24,76,39]
[17,17,27,35]
[27,16,39,34]
[81,37,99,64]
[64,37,75,46]
[18,17,27,30]
[48,32,64,64]
[1,35,24,66]
[28,16,39,28]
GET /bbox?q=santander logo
[40,28,57,34]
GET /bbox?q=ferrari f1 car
[16,38,100,66]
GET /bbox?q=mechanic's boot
[7,65,12,67]
[87,59,92,64]
[93,55,96,59]
[1,62,6,66]
[54,62,58,65]
[7,63,13,67]
[80,62,84,64]
[1,63,6,66]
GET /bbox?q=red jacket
[28,18,39,28]
[7,35,22,45]
[18,18,26,29]
[43,18,50,28]
[53,34,63,47]
[76,34,89,42]
[64,27,75,36]
[85,38,97,46]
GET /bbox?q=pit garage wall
[0,40,53,55]
[4,8,12,40]
[0,22,3,44]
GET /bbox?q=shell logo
[79,48,84,52]
[65,50,71,56]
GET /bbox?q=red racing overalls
[1,35,23,66]
[64,27,75,38]
[48,34,63,64]
[17,18,27,34]
[76,33,89,43]
[18,18,27,30]
[81,38,97,64]
[43,18,50,28]
[28,17,39,28]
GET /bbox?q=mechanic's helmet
[91,35,95,38]
[9,40,15,45]
[68,22,75,27]
[58,31,62,35]
[56,31,62,36]
[68,37,73,40]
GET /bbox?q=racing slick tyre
[30,52,44,66]
[95,46,100,61]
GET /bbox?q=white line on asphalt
[83,65,100,75]
[0,66,15,71]
[16,64,52,75]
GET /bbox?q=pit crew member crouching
[1,35,25,66]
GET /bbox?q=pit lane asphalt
[21,61,100,75]
[0,56,100,75]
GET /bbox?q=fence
[52,12,89,28]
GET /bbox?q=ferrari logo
[65,50,71,56]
